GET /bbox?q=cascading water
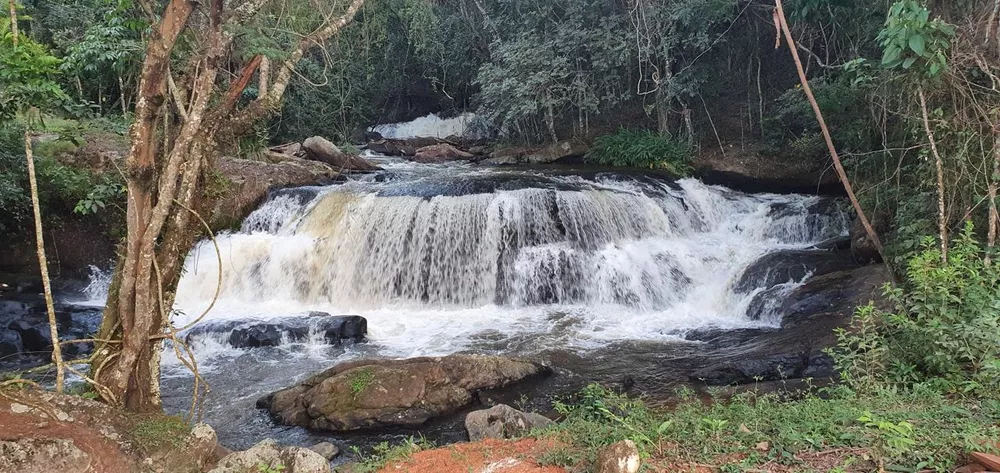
[172,160,847,357]
[157,158,850,449]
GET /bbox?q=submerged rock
[465,404,554,441]
[258,355,552,432]
[734,249,859,295]
[186,315,367,349]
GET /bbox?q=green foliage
[827,303,888,394]
[256,462,286,473]
[763,77,876,158]
[883,223,1000,390]
[0,18,69,122]
[543,383,1000,472]
[0,124,30,233]
[74,180,124,215]
[877,0,955,78]
[348,367,375,398]
[349,436,431,472]
[585,129,693,176]
[129,415,190,451]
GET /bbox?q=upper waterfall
[173,160,847,353]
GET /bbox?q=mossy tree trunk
[90,0,366,412]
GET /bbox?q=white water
[373,112,488,139]
[169,162,848,362]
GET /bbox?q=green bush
[832,222,1000,394]
[585,129,693,176]
[884,222,1000,390]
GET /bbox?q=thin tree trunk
[25,131,64,393]
[917,86,948,263]
[988,131,999,265]
[258,56,270,99]
[8,0,17,42]
[774,0,889,266]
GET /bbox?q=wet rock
[693,147,842,195]
[734,249,859,294]
[208,439,329,473]
[465,404,554,441]
[308,442,340,460]
[523,140,589,164]
[363,131,383,142]
[595,440,640,473]
[0,438,92,473]
[303,136,381,173]
[779,265,891,329]
[228,324,291,348]
[259,355,552,432]
[312,315,367,344]
[211,156,341,232]
[188,315,367,349]
[413,143,474,163]
[689,353,834,385]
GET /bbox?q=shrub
[585,129,693,176]
[832,222,1000,394]
[884,222,1000,390]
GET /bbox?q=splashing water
[373,112,489,140]
[172,164,848,360]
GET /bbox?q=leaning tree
[88,0,365,412]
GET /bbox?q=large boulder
[208,439,329,473]
[483,140,589,165]
[413,143,474,163]
[734,249,859,294]
[302,136,381,172]
[465,404,554,441]
[211,156,340,231]
[523,140,589,164]
[693,147,842,195]
[689,265,891,386]
[258,355,552,432]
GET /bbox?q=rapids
[157,157,849,449]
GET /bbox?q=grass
[128,414,191,452]
[347,437,432,472]
[537,383,1000,472]
[348,367,375,398]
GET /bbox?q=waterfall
[172,167,848,354]
[373,113,489,140]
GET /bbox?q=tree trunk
[774,0,889,268]
[988,130,999,265]
[918,86,948,263]
[8,0,17,42]
[25,130,65,393]
[91,0,367,412]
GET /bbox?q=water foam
[373,112,488,139]
[172,167,848,359]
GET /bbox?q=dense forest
[3,0,1000,472]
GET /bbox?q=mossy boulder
[257,355,551,431]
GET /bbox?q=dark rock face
[687,265,891,386]
[734,249,859,294]
[0,301,102,368]
[693,147,843,195]
[258,355,552,432]
[186,314,367,349]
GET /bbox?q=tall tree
[89,0,365,412]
